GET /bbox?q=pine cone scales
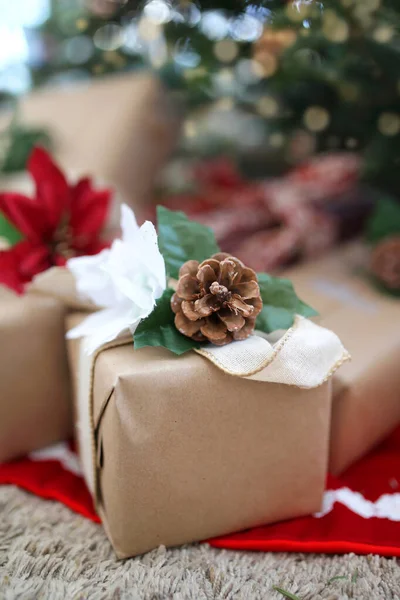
[171,253,262,345]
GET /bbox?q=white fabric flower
[67,204,166,353]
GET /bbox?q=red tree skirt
[0,427,399,556]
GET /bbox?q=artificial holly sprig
[135,206,317,355]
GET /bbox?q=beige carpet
[0,486,399,600]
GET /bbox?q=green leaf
[327,576,348,585]
[272,586,302,600]
[0,211,23,246]
[1,127,51,174]
[157,206,220,279]
[256,273,318,333]
[366,196,400,245]
[134,288,201,355]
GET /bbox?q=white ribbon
[196,315,349,387]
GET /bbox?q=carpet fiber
[0,486,399,600]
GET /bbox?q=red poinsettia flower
[0,244,27,293]
[0,147,112,286]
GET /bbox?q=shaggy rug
[0,486,399,600]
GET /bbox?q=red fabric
[0,147,112,292]
[0,426,399,556]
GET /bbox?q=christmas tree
[146,0,400,193]
[252,0,400,193]
[3,0,399,192]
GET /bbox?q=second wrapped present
[0,286,71,462]
[285,241,400,475]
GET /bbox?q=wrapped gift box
[285,243,400,475]
[0,73,178,214]
[67,313,332,559]
[0,287,72,462]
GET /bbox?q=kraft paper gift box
[284,242,400,475]
[0,286,72,462]
[66,311,346,559]
[0,73,178,215]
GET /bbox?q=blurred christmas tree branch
[0,96,51,174]
[9,0,400,193]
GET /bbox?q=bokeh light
[173,38,201,68]
[171,1,201,26]
[144,0,172,25]
[62,36,94,65]
[93,23,125,51]
[229,14,263,42]
[200,11,229,41]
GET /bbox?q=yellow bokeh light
[303,106,331,132]
[373,25,394,43]
[76,18,88,31]
[285,2,310,22]
[257,96,279,118]
[269,132,285,147]
[184,120,197,138]
[378,113,400,136]
[214,39,239,63]
[253,53,278,78]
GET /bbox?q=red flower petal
[0,249,24,293]
[69,179,111,249]
[53,254,67,267]
[0,193,45,241]
[0,240,52,291]
[28,147,70,234]
[16,240,52,281]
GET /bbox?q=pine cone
[370,236,400,291]
[171,253,262,346]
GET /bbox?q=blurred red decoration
[150,153,362,273]
[0,147,112,293]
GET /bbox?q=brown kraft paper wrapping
[67,313,332,559]
[0,287,72,462]
[285,242,400,475]
[0,73,178,213]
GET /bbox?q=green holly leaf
[272,586,302,600]
[157,206,220,279]
[366,196,400,245]
[256,273,318,333]
[0,211,23,246]
[134,288,201,355]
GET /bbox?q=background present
[0,72,178,218]
[0,286,72,462]
[284,242,400,475]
